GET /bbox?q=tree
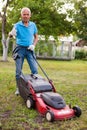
[73,0,87,42]
[0,0,10,61]
[0,0,76,61]
[8,0,72,36]
[62,0,87,45]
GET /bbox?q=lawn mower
[17,51,82,122]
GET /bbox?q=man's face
[21,10,31,23]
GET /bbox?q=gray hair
[21,7,31,15]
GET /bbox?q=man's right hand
[8,27,16,38]
[8,32,13,38]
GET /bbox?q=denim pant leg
[26,50,38,74]
[15,57,23,80]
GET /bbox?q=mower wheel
[45,111,54,122]
[73,106,82,117]
[26,97,34,109]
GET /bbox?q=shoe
[15,88,19,95]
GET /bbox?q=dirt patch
[34,115,44,123]
[0,110,12,118]
[79,128,87,130]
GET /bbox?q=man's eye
[23,14,29,16]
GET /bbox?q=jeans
[15,46,38,80]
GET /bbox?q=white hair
[21,7,31,15]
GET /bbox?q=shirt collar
[20,21,31,26]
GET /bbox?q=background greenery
[0,57,87,130]
[75,50,87,59]
[1,0,87,56]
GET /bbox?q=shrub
[75,49,87,59]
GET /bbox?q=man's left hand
[28,45,35,51]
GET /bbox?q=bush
[35,41,53,56]
[75,49,87,59]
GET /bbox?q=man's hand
[8,32,13,38]
[8,27,16,38]
[28,45,35,51]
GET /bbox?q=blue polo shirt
[14,21,38,47]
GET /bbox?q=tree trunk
[1,17,9,61]
[2,37,10,61]
[1,0,10,61]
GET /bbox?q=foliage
[35,41,54,56]
[0,0,75,56]
[75,49,87,59]
[5,0,74,37]
[1,0,87,40]
[35,41,48,55]
[1,0,87,60]
[55,0,87,42]
[69,0,87,40]
[66,0,87,40]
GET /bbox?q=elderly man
[9,7,38,95]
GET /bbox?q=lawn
[0,57,87,130]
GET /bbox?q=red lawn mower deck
[18,73,82,122]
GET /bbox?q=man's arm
[28,33,38,51]
[33,33,38,46]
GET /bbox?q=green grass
[0,57,87,130]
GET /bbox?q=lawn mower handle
[30,50,51,82]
